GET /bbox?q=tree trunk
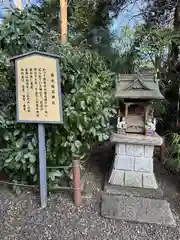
[16,0,22,9]
[60,0,68,43]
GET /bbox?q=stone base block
[108,169,158,189]
[143,173,158,189]
[109,135,161,190]
[114,155,134,171]
[134,157,153,172]
[104,180,163,199]
[108,169,124,186]
[111,132,163,146]
[125,171,142,188]
[101,194,176,226]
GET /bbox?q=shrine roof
[115,74,164,100]
[10,51,60,61]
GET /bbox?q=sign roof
[10,51,60,61]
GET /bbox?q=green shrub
[166,133,180,172]
[0,8,116,190]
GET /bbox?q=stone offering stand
[109,133,162,189]
[101,72,175,226]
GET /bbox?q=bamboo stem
[46,165,71,169]
[0,180,36,188]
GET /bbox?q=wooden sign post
[10,51,63,208]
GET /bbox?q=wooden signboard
[11,51,63,208]
[11,51,63,124]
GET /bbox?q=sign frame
[10,51,63,124]
[11,51,64,208]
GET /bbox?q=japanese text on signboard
[16,54,62,123]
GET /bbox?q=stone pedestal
[109,133,163,189]
[101,132,176,226]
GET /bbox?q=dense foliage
[0,8,116,191]
[117,1,180,171]
[166,132,180,172]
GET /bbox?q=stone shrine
[101,72,176,226]
[109,73,163,189]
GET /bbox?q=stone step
[104,174,163,199]
[101,194,176,226]
[104,183,163,199]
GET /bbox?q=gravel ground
[1,160,180,239]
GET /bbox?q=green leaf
[111,109,117,114]
[75,140,82,149]
[90,127,96,136]
[71,89,76,93]
[80,101,86,110]
[4,134,9,141]
[5,157,13,163]
[21,158,26,164]
[30,165,35,175]
[15,152,22,161]
[33,174,38,182]
[101,116,105,126]
[98,134,103,142]
[6,120,10,125]
[78,123,83,132]
[48,170,62,181]
[53,170,62,177]
[14,129,21,136]
[24,153,30,159]
[103,133,109,140]
[16,163,21,169]
[28,142,34,151]
[32,137,37,147]
[29,154,36,163]
[71,144,76,153]
[80,153,86,160]
[16,138,24,148]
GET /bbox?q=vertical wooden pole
[60,0,68,43]
[16,0,22,10]
[59,0,81,207]
[72,160,82,207]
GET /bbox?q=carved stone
[108,134,161,189]
[111,133,163,146]
[103,73,174,225]
[109,73,163,189]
